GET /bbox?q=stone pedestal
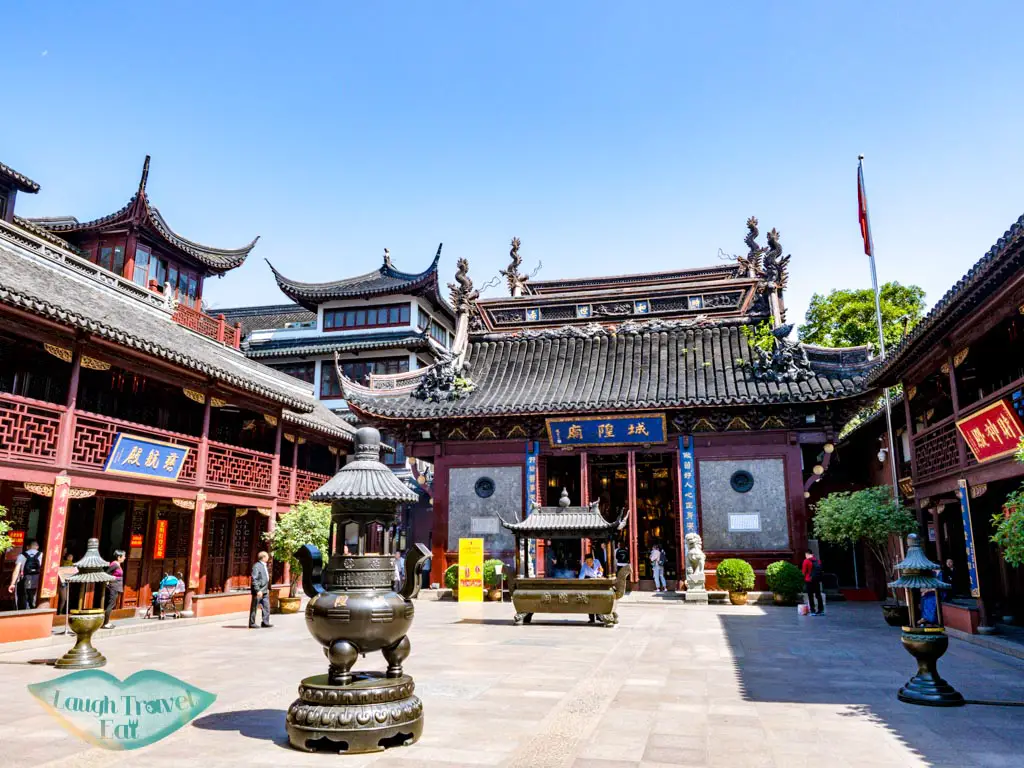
[286,672,423,753]
[55,610,107,669]
[684,589,709,605]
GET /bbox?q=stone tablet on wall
[698,458,789,551]
[448,466,519,553]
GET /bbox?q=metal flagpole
[859,155,901,509]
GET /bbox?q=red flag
[857,158,873,257]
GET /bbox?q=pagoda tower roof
[266,244,453,317]
[27,156,258,274]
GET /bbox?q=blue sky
[4,2,1024,327]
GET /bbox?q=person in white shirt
[578,553,604,623]
[8,540,43,610]
[650,544,667,592]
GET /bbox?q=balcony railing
[0,392,65,465]
[171,304,242,349]
[207,440,274,493]
[912,416,959,483]
[276,467,332,504]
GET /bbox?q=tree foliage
[263,500,331,596]
[813,486,917,589]
[798,282,926,350]
[0,505,11,554]
[990,439,1024,567]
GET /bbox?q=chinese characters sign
[955,400,1024,463]
[103,434,190,482]
[678,436,698,535]
[458,538,484,602]
[525,441,539,577]
[9,530,25,547]
[956,480,981,598]
[41,475,71,598]
[546,414,666,447]
[153,520,168,560]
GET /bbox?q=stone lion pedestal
[683,532,709,605]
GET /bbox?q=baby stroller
[146,573,185,619]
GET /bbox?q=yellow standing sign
[458,538,484,602]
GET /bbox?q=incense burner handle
[294,544,326,598]
[398,543,432,601]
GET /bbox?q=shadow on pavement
[718,602,1024,767]
[192,708,289,747]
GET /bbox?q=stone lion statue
[684,532,706,591]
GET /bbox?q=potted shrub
[813,485,917,626]
[0,505,12,556]
[483,559,505,601]
[716,558,755,605]
[991,494,1024,567]
[765,560,804,605]
[444,563,459,596]
[263,500,331,613]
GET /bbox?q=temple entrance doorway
[635,453,679,586]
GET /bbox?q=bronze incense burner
[56,537,116,669]
[287,427,430,753]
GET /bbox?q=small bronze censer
[56,538,116,669]
[889,533,964,707]
[287,427,430,753]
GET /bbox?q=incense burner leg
[383,635,411,678]
[513,612,529,625]
[326,639,359,685]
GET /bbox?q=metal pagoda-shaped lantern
[287,427,430,753]
[56,538,116,669]
[888,533,964,707]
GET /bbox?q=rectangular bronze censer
[288,427,429,753]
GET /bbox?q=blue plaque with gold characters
[103,434,190,482]
[546,413,666,447]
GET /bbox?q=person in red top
[802,549,824,616]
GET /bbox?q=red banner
[9,530,25,548]
[956,399,1024,463]
[154,520,169,560]
[130,533,144,547]
[188,493,206,589]
[40,476,71,598]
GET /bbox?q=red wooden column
[40,475,72,601]
[269,413,284,504]
[289,436,299,504]
[627,450,639,584]
[55,342,83,467]
[184,389,213,614]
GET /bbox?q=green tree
[798,282,926,350]
[0,505,12,555]
[263,500,331,597]
[813,486,918,595]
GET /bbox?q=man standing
[802,549,824,616]
[579,552,604,624]
[650,544,667,592]
[8,539,43,610]
[249,551,273,629]
[103,550,126,629]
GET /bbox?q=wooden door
[122,501,151,608]
[228,512,256,590]
[203,512,230,593]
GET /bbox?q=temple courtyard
[0,599,1021,768]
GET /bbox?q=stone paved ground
[1,600,1022,768]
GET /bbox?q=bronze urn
[56,537,116,669]
[287,427,430,753]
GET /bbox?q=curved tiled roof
[283,400,357,442]
[244,329,434,359]
[0,161,40,194]
[343,323,874,420]
[868,213,1024,386]
[216,303,316,337]
[27,157,257,274]
[0,242,315,413]
[267,246,452,317]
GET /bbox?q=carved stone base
[286,672,423,753]
[684,589,709,605]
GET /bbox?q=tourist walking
[103,549,126,629]
[579,552,604,624]
[802,549,824,616]
[7,539,43,610]
[249,551,273,629]
[650,544,667,592]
